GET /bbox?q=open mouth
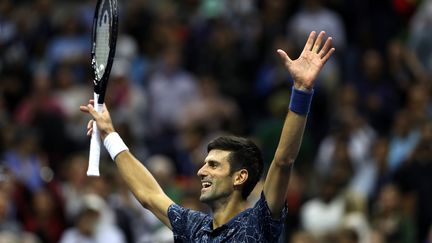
[201,181,212,189]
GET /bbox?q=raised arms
[80,103,174,228]
[263,31,335,218]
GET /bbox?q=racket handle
[87,94,103,176]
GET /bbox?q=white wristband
[104,132,129,160]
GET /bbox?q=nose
[197,164,207,178]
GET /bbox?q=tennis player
[80,31,334,242]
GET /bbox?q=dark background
[0,0,431,242]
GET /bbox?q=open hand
[277,31,335,90]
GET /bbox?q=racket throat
[93,92,105,106]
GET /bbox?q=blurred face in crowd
[378,184,400,214]
[373,138,388,161]
[393,111,410,136]
[161,47,181,73]
[363,49,383,81]
[0,191,8,221]
[372,138,389,171]
[339,84,358,108]
[66,154,88,187]
[0,0,12,15]
[197,150,236,205]
[78,209,100,236]
[33,189,55,218]
[387,39,404,61]
[414,122,432,160]
[17,134,38,155]
[320,179,339,203]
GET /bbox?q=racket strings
[94,0,111,81]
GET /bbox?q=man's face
[197,149,234,204]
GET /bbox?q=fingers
[80,105,89,113]
[81,99,106,137]
[277,49,292,64]
[80,100,107,121]
[308,31,335,62]
[312,31,326,53]
[102,103,109,113]
[303,31,317,52]
[86,120,94,136]
[79,100,95,113]
[87,104,98,118]
[322,47,336,64]
[87,119,93,129]
[319,37,333,58]
[87,127,93,136]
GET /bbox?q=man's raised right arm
[80,102,174,229]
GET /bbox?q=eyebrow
[205,159,220,165]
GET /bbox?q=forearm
[273,111,307,166]
[263,95,309,217]
[273,86,312,166]
[103,132,173,227]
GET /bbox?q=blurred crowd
[1,0,432,242]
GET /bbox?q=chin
[199,195,212,204]
[200,191,220,204]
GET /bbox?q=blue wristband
[289,87,314,115]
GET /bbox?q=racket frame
[87,0,119,176]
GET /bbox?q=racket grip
[87,95,103,176]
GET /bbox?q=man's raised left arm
[263,31,335,218]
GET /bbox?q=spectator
[23,188,65,243]
[387,109,421,173]
[146,45,199,158]
[60,194,125,243]
[0,187,21,235]
[348,137,392,201]
[370,184,416,243]
[288,0,346,49]
[394,121,432,242]
[408,0,432,76]
[1,127,45,193]
[300,177,345,238]
[315,109,376,178]
[354,49,399,133]
[60,153,91,222]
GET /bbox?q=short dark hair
[207,136,264,200]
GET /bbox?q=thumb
[277,49,292,64]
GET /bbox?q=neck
[210,194,248,229]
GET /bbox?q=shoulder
[168,203,209,222]
[250,192,287,222]
[230,192,287,242]
[168,204,211,235]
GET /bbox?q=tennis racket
[88,0,118,176]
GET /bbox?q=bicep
[263,161,292,219]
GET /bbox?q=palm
[278,31,335,90]
[288,52,324,87]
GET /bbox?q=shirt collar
[203,207,252,233]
